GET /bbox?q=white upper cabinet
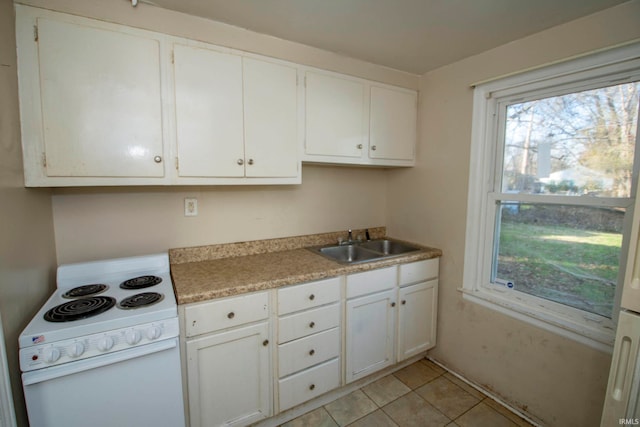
[303,69,417,167]
[304,72,366,159]
[369,86,417,162]
[16,7,169,186]
[173,43,300,183]
[173,44,245,178]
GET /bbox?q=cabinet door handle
[371,145,377,151]
[309,294,315,301]
[154,155,162,163]
[237,159,244,165]
[248,158,254,165]
[309,349,315,356]
[391,302,396,307]
[227,312,235,319]
[401,300,407,305]
[263,339,269,347]
[309,321,315,328]
[357,144,363,149]
[309,384,315,391]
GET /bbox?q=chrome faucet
[338,229,362,245]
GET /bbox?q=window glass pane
[494,202,623,318]
[501,82,639,197]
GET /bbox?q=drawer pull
[309,321,315,328]
[391,302,396,307]
[402,300,407,305]
[309,349,315,356]
[309,294,315,301]
[309,384,315,391]
[227,312,235,319]
[263,339,269,347]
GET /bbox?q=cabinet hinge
[33,25,38,42]
[175,157,179,171]
[304,75,306,88]
[171,51,174,65]
[42,153,46,167]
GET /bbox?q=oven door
[22,338,185,427]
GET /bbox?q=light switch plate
[184,198,198,216]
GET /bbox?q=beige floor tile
[324,390,378,427]
[446,423,461,427]
[455,402,518,427]
[382,391,450,427]
[282,407,338,427]
[442,373,486,400]
[421,359,446,375]
[416,376,480,419]
[362,375,411,407]
[393,361,442,389]
[483,398,535,427]
[347,409,399,427]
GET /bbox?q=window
[463,43,640,349]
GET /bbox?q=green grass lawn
[496,221,621,318]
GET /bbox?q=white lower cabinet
[397,280,438,361]
[345,288,396,383]
[183,292,271,427]
[180,257,439,426]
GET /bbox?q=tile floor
[282,359,535,427]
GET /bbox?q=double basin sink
[308,239,422,264]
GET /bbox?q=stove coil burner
[119,275,163,290]
[43,296,116,322]
[62,284,108,299]
[118,292,164,309]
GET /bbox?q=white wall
[386,1,640,425]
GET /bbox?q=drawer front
[184,291,269,337]
[399,258,439,286]
[278,303,340,343]
[346,266,396,299]
[278,277,340,315]
[278,327,340,377]
[278,358,341,411]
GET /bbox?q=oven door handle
[22,338,178,386]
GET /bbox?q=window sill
[460,286,615,353]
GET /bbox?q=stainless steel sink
[309,239,422,264]
[358,239,421,255]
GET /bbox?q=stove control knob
[146,326,161,341]
[125,330,142,345]
[43,347,61,363]
[67,342,85,358]
[97,336,114,352]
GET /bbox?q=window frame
[463,42,640,352]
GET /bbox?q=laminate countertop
[169,228,442,305]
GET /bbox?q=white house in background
[539,164,613,192]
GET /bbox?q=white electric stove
[19,253,185,427]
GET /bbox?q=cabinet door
[186,322,271,427]
[305,71,366,159]
[174,44,244,178]
[345,289,396,383]
[369,85,417,161]
[36,18,165,178]
[397,280,437,361]
[243,58,299,178]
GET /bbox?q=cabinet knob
[309,294,315,301]
[371,145,377,151]
[391,302,396,307]
[237,159,244,165]
[309,321,315,328]
[402,300,407,305]
[248,158,254,165]
[357,144,363,149]
[227,312,235,319]
[263,339,269,347]
[309,384,316,391]
[154,155,162,163]
[309,349,315,356]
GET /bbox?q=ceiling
[144,0,629,75]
